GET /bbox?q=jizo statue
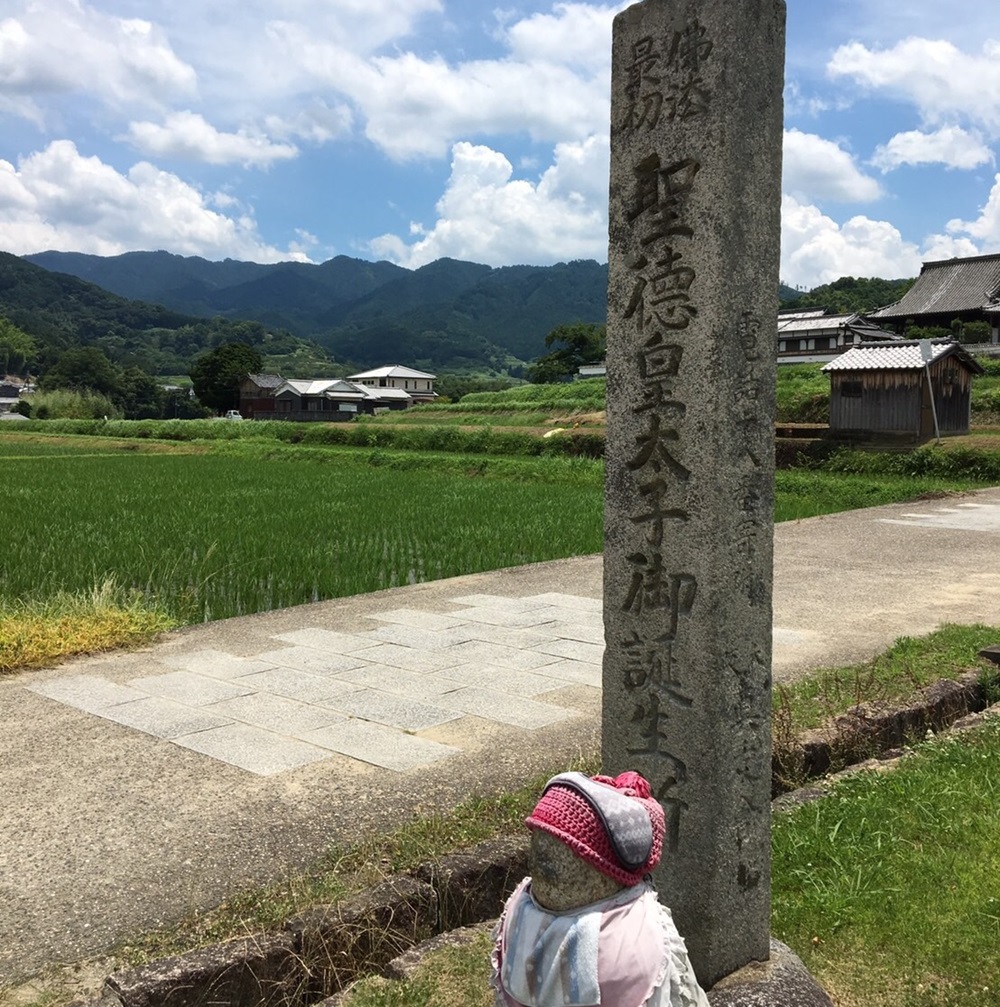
[491,771,710,1006]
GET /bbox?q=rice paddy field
[1,425,995,626]
[1,434,604,623]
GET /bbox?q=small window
[841,380,862,398]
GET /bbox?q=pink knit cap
[525,771,665,887]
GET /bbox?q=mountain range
[22,250,612,373]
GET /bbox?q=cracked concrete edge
[74,836,530,1007]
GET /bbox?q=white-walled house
[347,365,437,402]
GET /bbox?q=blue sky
[1,0,998,289]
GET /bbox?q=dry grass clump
[0,578,175,674]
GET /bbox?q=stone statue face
[529,829,623,912]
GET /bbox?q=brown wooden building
[822,339,983,441]
[238,373,284,418]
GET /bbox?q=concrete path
[2,488,999,982]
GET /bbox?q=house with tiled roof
[347,365,437,403]
[777,309,900,364]
[871,254,1000,344]
[238,373,285,418]
[272,378,412,421]
[822,339,984,440]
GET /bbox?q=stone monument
[603,0,785,989]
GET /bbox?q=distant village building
[239,367,433,420]
[347,365,437,402]
[871,253,1000,344]
[272,378,412,421]
[239,373,284,418]
[0,382,22,414]
[822,339,983,441]
[777,309,899,364]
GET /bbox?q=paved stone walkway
[27,592,602,777]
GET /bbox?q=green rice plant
[0,448,604,624]
[773,469,983,521]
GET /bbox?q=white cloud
[782,129,883,204]
[0,140,304,261]
[872,126,994,172]
[945,172,1000,249]
[369,137,608,268]
[263,102,353,145]
[267,2,617,161]
[0,0,196,119]
[828,37,1000,134]
[780,195,923,288]
[126,112,298,167]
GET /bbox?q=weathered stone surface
[103,932,299,1007]
[775,669,987,790]
[411,835,528,931]
[284,876,437,998]
[978,645,1000,666]
[385,922,494,981]
[603,0,785,987]
[707,939,834,1006]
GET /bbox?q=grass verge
[0,578,176,675]
[772,719,1000,1007]
[774,623,1000,735]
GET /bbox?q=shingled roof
[822,338,984,374]
[872,254,1000,321]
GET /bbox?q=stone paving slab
[435,664,570,697]
[348,641,469,673]
[369,608,471,631]
[25,590,600,778]
[231,667,364,704]
[207,692,343,735]
[95,696,233,740]
[173,723,334,776]
[254,645,372,675]
[300,719,460,771]
[434,686,575,729]
[322,689,463,731]
[129,670,254,706]
[531,659,604,688]
[335,664,465,698]
[27,674,148,713]
[272,628,382,654]
[531,638,605,664]
[159,649,278,679]
[444,639,564,672]
[452,606,564,627]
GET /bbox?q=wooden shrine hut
[822,339,983,441]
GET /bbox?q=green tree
[39,346,123,398]
[189,341,262,412]
[0,316,37,375]
[118,367,165,419]
[527,323,606,383]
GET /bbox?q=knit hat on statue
[525,771,665,887]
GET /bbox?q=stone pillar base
[707,939,833,1006]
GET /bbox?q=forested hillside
[0,252,333,376]
[780,275,915,313]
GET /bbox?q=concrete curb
[80,837,529,1007]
